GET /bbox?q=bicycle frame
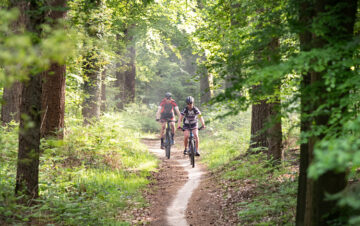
[188,129,196,168]
[184,126,203,168]
[164,120,174,159]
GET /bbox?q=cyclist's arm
[177,114,183,128]
[199,114,206,128]
[155,106,161,120]
[174,106,181,118]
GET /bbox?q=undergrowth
[0,112,158,225]
[200,109,298,225]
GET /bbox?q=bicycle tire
[189,139,195,168]
[165,128,171,159]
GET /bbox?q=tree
[100,68,107,112]
[15,0,44,200]
[199,62,212,105]
[294,0,358,224]
[82,48,102,124]
[41,0,67,138]
[1,0,28,124]
[1,82,22,123]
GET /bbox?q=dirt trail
[141,136,228,226]
[143,137,203,225]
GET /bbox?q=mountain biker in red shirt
[177,96,206,156]
[156,92,181,149]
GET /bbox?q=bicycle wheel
[165,130,171,159]
[189,139,195,168]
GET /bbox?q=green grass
[0,112,158,225]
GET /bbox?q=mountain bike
[164,119,175,159]
[180,126,203,168]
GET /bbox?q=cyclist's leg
[170,120,175,144]
[160,120,166,149]
[193,128,200,156]
[183,129,189,154]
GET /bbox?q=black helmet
[185,96,194,104]
[165,92,172,99]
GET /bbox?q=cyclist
[177,96,206,156]
[156,92,181,149]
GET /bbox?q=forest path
[141,135,230,225]
[142,137,203,225]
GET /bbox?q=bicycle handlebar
[177,126,205,131]
[156,119,176,122]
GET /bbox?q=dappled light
[1,0,359,225]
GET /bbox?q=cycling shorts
[183,123,198,130]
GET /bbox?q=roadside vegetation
[0,108,159,225]
[200,109,298,225]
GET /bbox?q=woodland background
[0,0,359,225]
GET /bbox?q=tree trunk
[267,100,282,163]
[40,0,67,138]
[199,63,212,105]
[296,0,314,224]
[41,64,66,138]
[100,68,107,113]
[296,0,357,225]
[115,60,125,110]
[82,50,101,125]
[1,0,29,124]
[123,45,136,105]
[266,38,282,163]
[1,82,22,123]
[250,97,269,152]
[15,0,44,200]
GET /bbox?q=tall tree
[266,37,282,163]
[82,48,101,124]
[123,40,136,105]
[15,0,44,200]
[295,0,313,224]
[199,62,212,105]
[115,27,136,109]
[80,0,106,124]
[1,0,28,124]
[100,68,107,112]
[295,0,358,224]
[41,0,67,138]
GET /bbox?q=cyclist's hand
[156,118,160,122]
[177,126,182,130]
[202,125,206,129]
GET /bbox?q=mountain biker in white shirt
[177,96,206,156]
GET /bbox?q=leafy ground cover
[0,112,158,225]
[198,109,298,225]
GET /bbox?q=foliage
[0,8,74,87]
[200,108,251,169]
[0,113,157,225]
[199,109,297,224]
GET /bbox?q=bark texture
[40,0,67,138]
[41,64,66,138]
[250,98,269,152]
[1,0,29,124]
[1,82,22,123]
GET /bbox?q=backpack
[161,100,174,118]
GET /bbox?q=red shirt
[159,98,177,118]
